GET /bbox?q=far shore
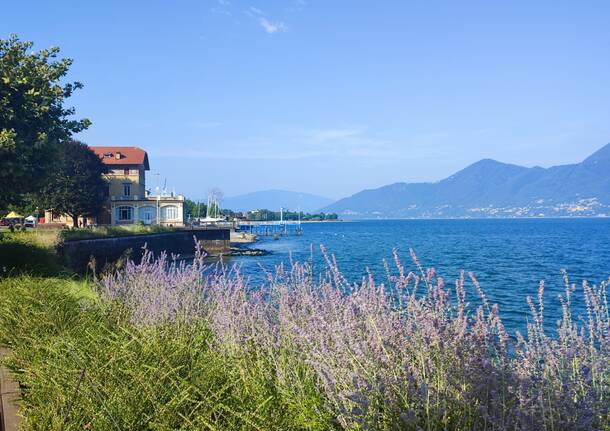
[333,215,610,221]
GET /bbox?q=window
[138,206,156,223]
[161,205,179,221]
[124,168,129,176]
[123,183,131,196]
[118,206,133,221]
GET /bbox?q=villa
[45,146,185,227]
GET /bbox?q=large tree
[39,141,107,227]
[0,35,90,209]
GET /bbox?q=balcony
[110,195,142,201]
[110,194,183,202]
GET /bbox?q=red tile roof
[90,146,150,170]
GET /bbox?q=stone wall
[58,229,230,273]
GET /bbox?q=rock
[228,246,270,256]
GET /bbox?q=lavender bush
[100,246,610,430]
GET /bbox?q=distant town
[340,198,610,219]
[324,143,610,219]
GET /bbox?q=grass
[0,234,608,430]
[0,235,332,430]
[0,276,332,430]
[0,230,66,277]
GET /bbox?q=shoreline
[335,215,610,221]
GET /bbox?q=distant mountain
[223,190,333,213]
[322,144,610,218]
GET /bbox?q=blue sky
[5,1,610,200]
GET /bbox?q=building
[45,146,185,227]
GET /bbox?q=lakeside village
[2,33,609,431]
[1,145,339,253]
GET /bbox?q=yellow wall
[43,161,184,227]
[104,165,146,199]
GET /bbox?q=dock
[236,220,303,237]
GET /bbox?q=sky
[5,1,610,200]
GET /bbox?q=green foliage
[184,198,207,220]
[0,35,90,210]
[0,277,334,430]
[0,237,333,429]
[0,230,66,277]
[183,199,339,222]
[240,209,339,221]
[5,194,43,218]
[38,141,107,226]
[59,224,175,241]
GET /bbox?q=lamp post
[157,194,160,226]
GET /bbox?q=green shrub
[0,231,66,277]
[59,225,177,242]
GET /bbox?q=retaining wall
[58,229,230,273]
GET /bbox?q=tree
[184,199,207,220]
[38,141,107,227]
[0,35,90,209]
[6,194,41,218]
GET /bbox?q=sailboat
[273,207,284,240]
[199,193,225,225]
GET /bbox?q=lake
[229,218,610,334]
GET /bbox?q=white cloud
[259,17,286,34]
[243,7,287,34]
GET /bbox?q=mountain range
[222,190,333,213]
[321,143,610,218]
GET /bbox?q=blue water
[229,219,610,334]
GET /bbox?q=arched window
[161,205,179,221]
[117,206,133,221]
[138,206,156,224]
